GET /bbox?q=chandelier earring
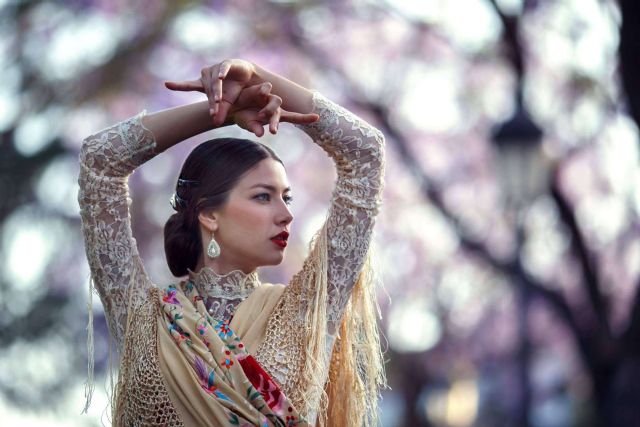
[207,233,221,258]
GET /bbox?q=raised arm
[78,110,160,351]
[294,92,385,332]
[77,100,219,350]
[247,62,385,332]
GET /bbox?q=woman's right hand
[165,59,261,126]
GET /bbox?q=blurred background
[1,0,639,426]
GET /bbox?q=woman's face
[199,157,294,273]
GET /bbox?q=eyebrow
[249,183,292,192]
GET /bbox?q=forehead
[236,158,290,191]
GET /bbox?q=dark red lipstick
[270,231,289,248]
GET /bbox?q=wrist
[248,63,313,114]
[249,62,268,87]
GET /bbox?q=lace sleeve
[295,92,385,332]
[77,111,159,351]
[254,92,385,410]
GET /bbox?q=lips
[270,231,289,248]
[271,231,289,240]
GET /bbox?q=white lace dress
[78,91,385,424]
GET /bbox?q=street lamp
[491,97,548,214]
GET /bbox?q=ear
[197,210,219,234]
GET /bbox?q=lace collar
[186,266,261,319]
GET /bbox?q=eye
[254,193,294,205]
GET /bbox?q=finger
[215,83,251,126]
[214,83,252,127]
[234,110,265,137]
[249,120,264,137]
[201,68,215,118]
[258,94,282,119]
[210,65,225,116]
[235,82,271,109]
[213,61,231,115]
[214,99,234,127]
[280,111,320,125]
[218,60,232,80]
[269,107,281,134]
[164,79,205,92]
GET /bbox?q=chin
[260,253,285,267]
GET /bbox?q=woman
[78,59,386,426]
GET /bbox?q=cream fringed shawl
[155,280,306,426]
[157,282,286,425]
[105,222,385,426]
[110,280,304,426]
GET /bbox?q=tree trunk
[600,356,640,426]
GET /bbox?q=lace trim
[187,267,261,321]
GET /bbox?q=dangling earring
[207,233,221,258]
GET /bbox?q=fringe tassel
[82,277,95,414]
[112,266,142,426]
[325,245,387,426]
[299,224,387,426]
[301,225,329,420]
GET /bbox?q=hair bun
[163,211,199,277]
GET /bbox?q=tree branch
[282,12,591,359]
[550,167,611,337]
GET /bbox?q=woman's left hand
[225,82,319,137]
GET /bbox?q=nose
[277,201,294,226]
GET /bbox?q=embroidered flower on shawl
[214,318,232,338]
[194,319,212,347]
[194,356,229,400]
[197,322,206,336]
[168,322,192,346]
[224,336,246,354]
[202,382,229,400]
[174,331,189,345]
[221,350,234,369]
[162,286,181,305]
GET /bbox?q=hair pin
[177,178,200,187]
[170,193,188,211]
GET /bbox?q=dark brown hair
[164,137,283,277]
